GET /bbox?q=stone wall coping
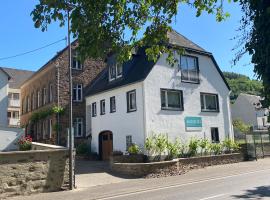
[113,159,178,166]
[175,153,241,161]
[113,153,241,165]
[0,149,68,156]
[32,142,66,149]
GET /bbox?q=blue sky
[0,1,255,78]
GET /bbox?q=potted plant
[18,135,32,151]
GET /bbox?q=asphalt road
[10,159,270,200]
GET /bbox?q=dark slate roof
[0,67,11,80]
[85,31,230,97]
[85,48,155,96]
[1,67,34,89]
[168,30,207,52]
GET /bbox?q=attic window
[109,63,122,81]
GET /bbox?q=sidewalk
[9,159,270,200]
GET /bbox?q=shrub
[199,138,209,156]
[18,135,32,151]
[145,136,155,155]
[154,134,168,156]
[76,143,89,155]
[233,119,251,133]
[188,138,199,157]
[222,138,241,153]
[128,144,140,154]
[210,143,222,155]
[167,138,181,159]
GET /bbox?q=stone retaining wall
[111,153,244,177]
[0,143,69,199]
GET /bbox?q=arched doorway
[99,131,113,160]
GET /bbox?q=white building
[85,31,233,160]
[0,68,10,127]
[231,93,269,130]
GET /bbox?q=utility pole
[67,6,74,190]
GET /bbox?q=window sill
[100,113,105,115]
[127,109,137,113]
[181,80,200,84]
[92,115,97,117]
[201,109,219,113]
[110,110,116,113]
[161,107,183,111]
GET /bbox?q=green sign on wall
[185,117,202,131]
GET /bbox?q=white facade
[86,52,233,154]
[0,70,9,127]
[231,93,269,130]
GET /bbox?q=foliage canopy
[31,0,233,64]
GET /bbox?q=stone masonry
[0,143,69,199]
[20,43,105,146]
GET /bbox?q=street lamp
[67,3,75,190]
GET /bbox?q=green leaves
[31,0,234,63]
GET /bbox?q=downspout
[142,81,147,152]
[228,90,234,140]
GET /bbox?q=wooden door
[101,132,113,160]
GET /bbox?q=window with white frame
[92,102,97,117]
[42,120,46,139]
[31,93,35,110]
[49,84,53,102]
[200,93,219,112]
[43,87,47,105]
[73,84,83,101]
[73,118,83,137]
[37,90,40,108]
[48,119,53,139]
[161,89,183,111]
[110,96,116,113]
[109,63,123,81]
[126,135,132,151]
[100,99,105,115]
[72,51,83,70]
[180,55,199,83]
[27,96,30,112]
[127,90,136,112]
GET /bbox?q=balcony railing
[8,118,20,127]
[8,99,20,107]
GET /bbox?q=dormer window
[109,63,122,81]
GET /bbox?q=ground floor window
[42,120,46,139]
[126,135,132,150]
[48,119,53,139]
[161,89,183,110]
[211,127,220,143]
[73,118,83,137]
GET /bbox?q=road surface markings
[199,194,227,200]
[95,168,270,200]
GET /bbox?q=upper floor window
[72,51,83,70]
[37,90,40,108]
[109,63,123,81]
[92,102,97,117]
[200,93,219,112]
[73,118,83,137]
[127,90,136,112]
[49,84,53,102]
[180,55,199,83]
[110,96,116,113]
[8,93,19,100]
[73,84,83,102]
[43,87,47,105]
[31,93,35,110]
[161,89,184,111]
[100,99,105,115]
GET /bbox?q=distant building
[231,93,269,130]
[0,68,10,127]
[1,67,34,128]
[20,43,105,146]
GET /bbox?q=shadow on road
[232,186,270,199]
